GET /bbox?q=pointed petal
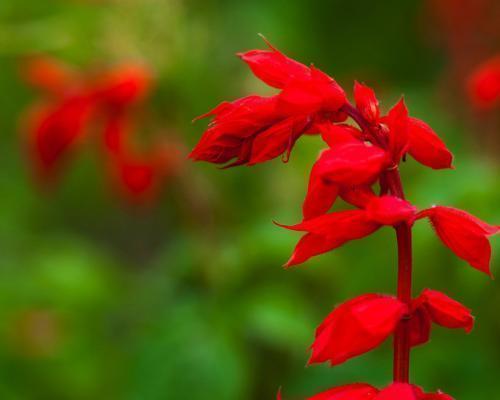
[407,117,453,169]
[248,115,310,165]
[309,294,407,366]
[385,98,409,164]
[237,41,310,89]
[354,81,380,123]
[279,210,380,267]
[416,289,474,333]
[417,206,500,275]
[302,159,339,220]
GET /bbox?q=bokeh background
[0,0,499,399]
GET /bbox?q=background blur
[0,0,499,399]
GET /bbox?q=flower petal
[319,123,362,147]
[415,289,474,333]
[384,98,409,164]
[407,117,453,169]
[308,383,379,400]
[375,383,418,400]
[417,206,500,275]
[302,157,339,220]
[237,39,311,89]
[309,294,407,366]
[354,81,380,124]
[278,210,380,267]
[314,142,387,186]
[248,115,310,165]
[365,195,417,226]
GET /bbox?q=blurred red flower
[21,56,182,204]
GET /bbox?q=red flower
[191,38,347,167]
[103,115,181,204]
[237,36,311,89]
[313,141,387,186]
[409,289,474,347]
[278,210,380,267]
[309,294,407,366]
[280,195,415,267]
[302,383,453,400]
[25,95,94,182]
[467,55,500,110]
[353,81,380,124]
[22,56,179,203]
[417,206,500,275]
[407,117,453,170]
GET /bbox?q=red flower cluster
[467,55,500,110]
[21,56,181,203]
[191,38,499,399]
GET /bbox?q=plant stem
[342,103,413,383]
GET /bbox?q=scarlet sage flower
[190,37,346,167]
[22,56,179,203]
[191,37,498,399]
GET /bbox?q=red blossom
[192,39,348,167]
[281,195,416,267]
[309,294,407,366]
[302,158,339,220]
[313,142,387,186]
[278,210,380,267]
[365,195,417,226]
[237,37,311,89]
[411,289,474,339]
[22,57,179,203]
[301,383,453,400]
[353,81,380,124]
[417,206,500,275]
[407,117,453,169]
[383,98,409,165]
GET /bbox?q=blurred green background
[0,0,499,399]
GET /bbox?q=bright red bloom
[22,57,179,203]
[103,115,181,204]
[407,117,453,170]
[313,141,387,186]
[25,96,94,182]
[353,81,380,124]
[467,55,500,110]
[237,37,311,89]
[301,382,453,400]
[365,196,417,226]
[278,210,380,267]
[309,294,407,366]
[409,289,473,347]
[281,195,415,267]
[417,206,500,275]
[384,98,409,165]
[302,158,339,220]
[191,39,347,167]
